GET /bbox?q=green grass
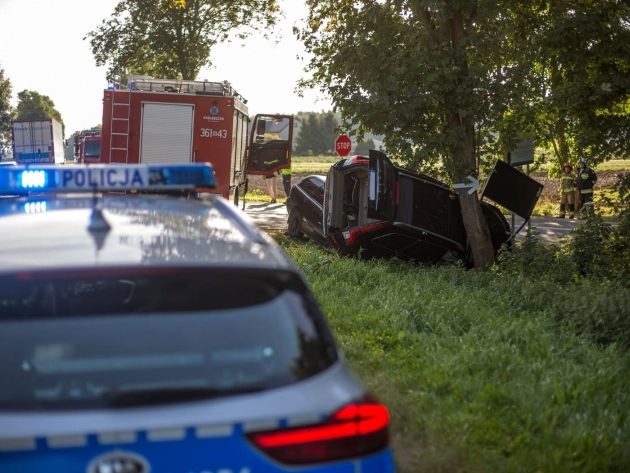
[531,192,621,218]
[277,237,630,473]
[289,155,339,174]
[292,157,630,172]
[596,159,630,172]
[289,162,334,174]
[292,155,341,163]
[242,188,286,204]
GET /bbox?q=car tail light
[246,398,390,465]
[348,156,369,165]
[343,222,391,246]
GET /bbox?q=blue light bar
[0,164,216,195]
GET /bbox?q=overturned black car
[286,151,514,265]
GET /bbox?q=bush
[569,172,630,280]
[494,215,630,348]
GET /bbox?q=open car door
[481,159,543,219]
[245,114,294,176]
[368,150,397,221]
[323,160,346,236]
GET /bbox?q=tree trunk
[459,192,495,268]
[550,60,570,167]
[446,114,496,269]
[446,8,496,269]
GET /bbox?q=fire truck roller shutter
[140,103,194,164]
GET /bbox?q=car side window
[301,178,324,204]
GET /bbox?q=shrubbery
[494,173,629,347]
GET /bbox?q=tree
[0,68,14,157]
[298,0,630,267]
[319,111,338,154]
[299,1,530,267]
[15,90,64,128]
[295,111,339,155]
[86,0,280,81]
[354,138,375,156]
[527,1,630,170]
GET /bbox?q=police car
[0,164,395,473]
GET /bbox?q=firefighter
[575,157,597,209]
[559,162,576,218]
[264,173,278,203]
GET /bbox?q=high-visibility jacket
[560,173,575,193]
[576,167,597,194]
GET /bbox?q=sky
[0,0,331,134]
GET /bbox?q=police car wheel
[287,209,304,239]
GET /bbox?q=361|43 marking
[200,128,228,139]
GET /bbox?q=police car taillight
[247,399,390,465]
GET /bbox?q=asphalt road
[243,202,578,243]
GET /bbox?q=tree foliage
[0,68,14,156]
[354,138,376,155]
[295,111,339,155]
[86,0,280,81]
[298,0,630,267]
[299,0,522,267]
[524,1,630,171]
[15,91,64,128]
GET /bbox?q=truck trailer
[11,119,64,165]
[100,76,293,202]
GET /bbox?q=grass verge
[277,236,630,473]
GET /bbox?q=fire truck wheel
[287,210,304,239]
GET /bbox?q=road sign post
[335,134,352,157]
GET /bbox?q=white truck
[11,119,64,165]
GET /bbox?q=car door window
[301,178,324,205]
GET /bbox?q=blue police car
[0,164,395,473]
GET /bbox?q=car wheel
[287,209,304,239]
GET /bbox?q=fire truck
[100,76,293,203]
[71,129,102,164]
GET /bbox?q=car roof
[0,193,292,273]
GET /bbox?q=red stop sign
[335,134,352,157]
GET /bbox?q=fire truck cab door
[246,114,293,175]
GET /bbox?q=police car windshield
[0,268,337,409]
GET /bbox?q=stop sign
[335,134,352,157]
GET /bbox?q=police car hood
[0,195,288,272]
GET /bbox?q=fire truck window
[256,118,290,145]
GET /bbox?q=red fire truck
[69,129,102,164]
[76,132,102,164]
[100,76,293,202]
